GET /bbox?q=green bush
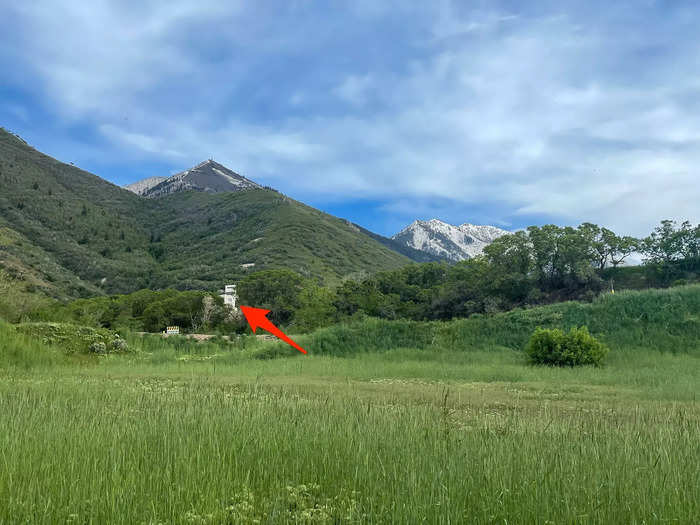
[89,341,107,354]
[525,326,609,367]
[111,338,129,352]
[15,323,130,355]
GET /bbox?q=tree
[578,223,607,270]
[143,303,167,333]
[237,269,306,326]
[432,258,493,319]
[677,221,699,260]
[200,295,216,330]
[525,224,602,296]
[605,232,638,268]
[97,300,122,328]
[484,231,532,276]
[482,231,533,305]
[140,291,212,332]
[333,278,385,318]
[372,263,448,319]
[642,220,693,263]
[557,226,597,283]
[527,225,559,288]
[293,284,337,332]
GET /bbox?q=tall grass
[0,377,697,523]
[0,320,67,370]
[1,285,698,522]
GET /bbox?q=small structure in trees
[164,326,180,335]
[219,284,238,309]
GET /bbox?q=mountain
[345,221,449,263]
[0,128,411,298]
[124,176,167,196]
[134,159,262,198]
[392,219,509,261]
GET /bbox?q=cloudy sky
[1,1,698,236]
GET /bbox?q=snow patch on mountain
[391,219,509,261]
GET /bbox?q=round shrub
[88,342,107,354]
[525,326,608,367]
[111,338,128,352]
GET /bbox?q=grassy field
[1,287,699,523]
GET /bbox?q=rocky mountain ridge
[124,176,167,196]
[392,219,509,261]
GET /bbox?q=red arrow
[239,305,307,354]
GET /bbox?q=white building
[220,284,238,309]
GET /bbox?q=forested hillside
[0,128,411,298]
[0,129,155,297]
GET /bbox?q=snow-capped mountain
[124,176,167,196]
[391,219,509,261]
[125,160,262,198]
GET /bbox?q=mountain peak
[392,219,509,261]
[125,160,263,198]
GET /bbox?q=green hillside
[0,128,410,297]
[0,136,152,296]
[144,190,412,289]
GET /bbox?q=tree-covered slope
[0,128,411,297]
[0,129,156,297]
[142,190,412,288]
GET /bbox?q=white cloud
[334,74,373,106]
[3,1,699,237]
[431,0,518,40]
[99,124,185,158]
[7,1,237,117]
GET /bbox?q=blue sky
[1,1,698,237]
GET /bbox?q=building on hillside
[219,284,238,309]
[164,326,180,335]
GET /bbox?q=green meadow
[1,286,699,523]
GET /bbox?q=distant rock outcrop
[392,219,509,261]
[124,176,167,196]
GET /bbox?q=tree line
[27,219,698,334]
[237,219,699,330]
[30,289,238,335]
